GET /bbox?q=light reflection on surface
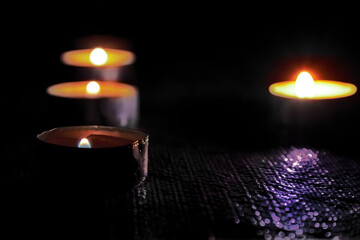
[238,147,360,239]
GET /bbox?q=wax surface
[61,48,135,67]
[269,80,357,100]
[47,81,137,99]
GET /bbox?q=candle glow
[269,71,357,100]
[61,48,135,67]
[295,71,315,98]
[89,48,108,66]
[86,81,101,94]
[78,138,91,148]
[47,80,137,99]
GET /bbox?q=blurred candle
[46,80,139,127]
[268,71,358,147]
[61,47,135,67]
[269,71,357,100]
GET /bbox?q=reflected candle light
[61,47,135,67]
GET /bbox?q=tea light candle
[47,80,137,99]
[269,71,357,100]
[36,126,149,195]
[268,71,358,147]
[61,47,135,67]
[45,80,138,128]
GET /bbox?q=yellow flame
[89,47,108,66]
[78,138,91,148]
[86,81,100,94]
[295,71,315,98]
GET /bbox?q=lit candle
[61,47,135,67]
[47,80,137,99]
[268,71,358,146]
[269,71,357,100]
[36,126,149,194]
[45,80,138,127]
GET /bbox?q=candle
[45,80,139,128]
[61,47,135,67]
[268,71,358,147]
[269,71,357,100]
[47,80,137,99]
[36,126,149,195]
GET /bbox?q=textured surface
[4,139,360,240]
[124,143,360,239]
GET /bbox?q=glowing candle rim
[269,80,357,100]
[47,80,137,99]
[61,48,135,67]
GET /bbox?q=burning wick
[295,71,315,98]
[78,138,91,148]
[86,81,100,94]
[89,47,108,66]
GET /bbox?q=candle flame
[89,47,108,66]
[78,138,91,148]
[295,71,315,98]
[86,81,100,94]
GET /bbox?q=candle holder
[36,126,149,198]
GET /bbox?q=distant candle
[61,47,135,67]
[47,80,137,99]
[269,71,357,100]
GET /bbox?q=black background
[3,6,360,154]
[2,5,360,240]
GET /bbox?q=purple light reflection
[236,147,360,240]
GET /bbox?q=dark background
[2,6,360,240]
[3,6,360,154]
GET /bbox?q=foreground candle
[61,47,135,67]
[269,71,357,100]
[36,126,149,194]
